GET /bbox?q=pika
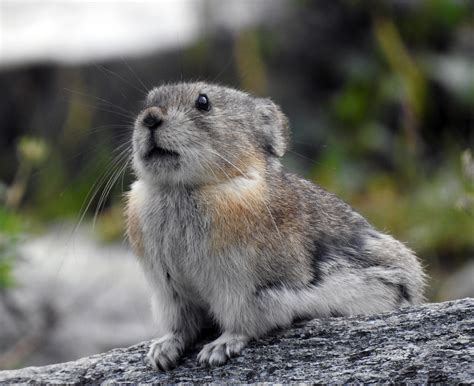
[126,82,425,370]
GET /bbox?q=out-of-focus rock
[439,261,474,300]
[0,226,155,369]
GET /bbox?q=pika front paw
[147,334,184,371]
[197,333,248,367]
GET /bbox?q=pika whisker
[76,144,132,233]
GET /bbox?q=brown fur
[199,168,313,288]
[201,180,267,252]
[125,191,145,258]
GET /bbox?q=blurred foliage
[235,29,268,95]
[0,0,472,299]
[0,136,49,287]
[457,149,474,216]
[0,208,23,288]
[6,137,49,210]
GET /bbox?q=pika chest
[140,188,211,287]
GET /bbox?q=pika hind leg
[147,286,205,371]
[254,266,420,323]
[197,266,417,367]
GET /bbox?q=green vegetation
[0,208,23,288]
[0,137,49,287]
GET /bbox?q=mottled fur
[126,82,426,370]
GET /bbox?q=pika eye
[195,93,211,112]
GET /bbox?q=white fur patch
[213,167,264,194]
[129,180,147,205]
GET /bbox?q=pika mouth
[144,145,180,160]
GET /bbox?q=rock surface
[1,298,473,383]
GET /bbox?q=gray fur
[127,82,426,370]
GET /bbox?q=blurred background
[0,0,473,370]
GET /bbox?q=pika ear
[255,98,291,157]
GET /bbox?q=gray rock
[0,226,155,368]
[1,298,473,384]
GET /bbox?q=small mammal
[126,82,425,370]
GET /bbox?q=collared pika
[126,82,425,370]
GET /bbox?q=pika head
[132,82,290,186]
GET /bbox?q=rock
[0,298,473,383]
[0,226,155,368]
[439,261,474,300]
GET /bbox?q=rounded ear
[255,98,291,157]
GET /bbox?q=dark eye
[195,93,211,112]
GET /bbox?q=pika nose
[142,108,163,130]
